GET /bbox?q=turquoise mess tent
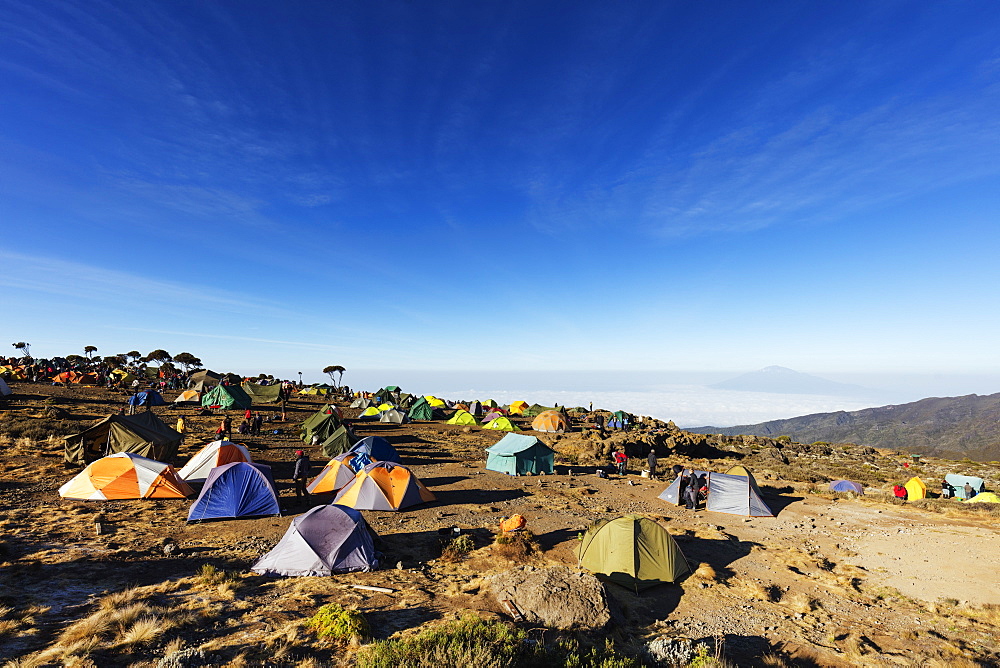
[485,433,555,476]
[945,474,987,500]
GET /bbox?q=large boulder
[487,566,615,630]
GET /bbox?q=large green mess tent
[300,406,343,444]
[485,433,555,475]
[577,515,690,591]
[64,412,183,464]
[201,384,253,410]
[242,382,282,404]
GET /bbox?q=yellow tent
[425,396,445,407]
[509,400,529,414]
[725,465,752,477]
[298,387,328,396]
[484,417,520,432]
[965,492,1000,504]
[377,403,394,411]
[904,477,926,500]
[447,410,477,426]
[360,406,381,417]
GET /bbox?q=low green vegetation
[356,615,637,668]
[307,603,370,644]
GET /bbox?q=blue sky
[3,1,1000,383]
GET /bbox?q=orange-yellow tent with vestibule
[59,453,193,500]
[509,400,530,414]
[333,461,435,511]
[307,452,371,494]
[904,477,927,500]
[531,410,570,433]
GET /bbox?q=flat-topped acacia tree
[323,365,345,388]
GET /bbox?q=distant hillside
[712,365,876,397]
[690,392,1000,461]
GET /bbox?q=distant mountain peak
[712,366,874,397]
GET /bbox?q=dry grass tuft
[784,593,818,615]
[117,615,163,647]
[57,611,111,646]
[692,563,717,581]
[99,586,144,611]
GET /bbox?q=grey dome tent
[485,433,555,476]
[379,408,408,424]
[251,504,378,576]
[659,469,774,517]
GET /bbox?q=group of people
[215,409,270,439]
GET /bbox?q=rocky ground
[1,382,999,667]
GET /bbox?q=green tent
[241,382,282,404]
[612,410,634,421]
[301,406,342,444]
[64,412,182,464]
[485,433,554,475]
[523,403,556,417]
[201,384,253,410]
[407,397,434,421]
[577,515,690,592]
[321,425,354,458]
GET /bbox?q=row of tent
[60,436,437,517]
[251,506,689,591]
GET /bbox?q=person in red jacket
[613,448,628,476]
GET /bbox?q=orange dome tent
[59,453,193,500]
[333,461,435,511]
[531,410,570,433]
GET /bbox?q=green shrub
[441,533,475,562]
[357,615,527,667]
[307,603,370,644]
[356,616,638,668]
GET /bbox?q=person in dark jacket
[647,449,658,480]
[293,450,311,503]
[685,471,699,510]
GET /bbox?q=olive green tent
[241,382,282,404]
[300,406,342,445]
[201,384,253,410]
[577,515,690,592]
[64,412,182,464]
[523,403,556,417]
[321,425,354,458]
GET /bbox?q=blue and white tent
[350,436,400,463]
[187,462,280,522]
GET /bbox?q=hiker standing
[964,482,975,500]
[613,448,628,476]
[685,471,700,510]
[647,449,658,480]
[220,415,232,440]
[293,450,311,503]
[252,412,263,435]
[594,414,606,438]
